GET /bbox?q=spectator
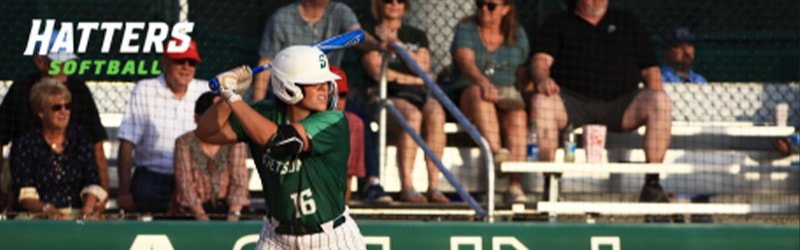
[174,92,249,221]
[255,0,395,205]
[529,0,672,204]
[253,0,387,102]
[196,45,365,248]
[116,37,208,215]
[361,0,449,203]
[443,0,529,203]
[661,26,707,83]
[0,30,108,211]
[330,66,366,205]
[10,78,107,220]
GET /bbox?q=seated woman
[174,92,249,221]
[361,0,449,203]
[443,0,530,203]
[10,78,107,220]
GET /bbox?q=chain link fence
[0,0,798,221]
[1,0,797,82]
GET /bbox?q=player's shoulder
[315,110,346,120]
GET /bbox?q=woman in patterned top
[174,92,249,221]
[10,78,107,220]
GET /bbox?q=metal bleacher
[1,80,797,221]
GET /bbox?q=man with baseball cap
[661,26,707,83]
[0,30,108,212]
[116,37,208,215]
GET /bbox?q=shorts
[388,83,428,110]
[561,89,641,132]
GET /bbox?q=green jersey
[230,100,349,226]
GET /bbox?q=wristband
[227,94,242,104]
[228,211,241,217]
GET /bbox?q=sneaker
[363,184,393,205]
[640,182,671,223]
[505,186,529,204]
[639,183,670,202]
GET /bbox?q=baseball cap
[32,30,79,61]
[164,37,202,62]
[663,26,695,48]
[329,65,349,94]
[271,45,340,85]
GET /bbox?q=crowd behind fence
[0,0,797,222]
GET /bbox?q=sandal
[426,190,450,203]
[400,189,428,203]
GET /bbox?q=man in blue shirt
[661,26,707,83]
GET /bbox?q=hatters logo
[23,19,195,76]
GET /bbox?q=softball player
[196,45,365,249]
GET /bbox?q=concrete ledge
[536,201,799,215]
[500,162,695,175]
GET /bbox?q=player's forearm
[196,101,233,141]
[228,101,278,146]
[641,66,663,91]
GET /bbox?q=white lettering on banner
[121,233,619,249]
[23,19,195,55]
[591,236,621,250]
[129,235,175,250]
[232,234,259,250]
[451,236,483,250]
[493,237,529,250]
[364,236,391,250]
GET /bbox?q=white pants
[256,210,366,250]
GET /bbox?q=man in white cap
[116,37,208,215]
[0,31,108,212]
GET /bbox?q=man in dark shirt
[529,0,672,204]
[0,31,108,211]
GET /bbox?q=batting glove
[216,65,253,103]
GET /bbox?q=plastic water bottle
[526,121,539,162]
[563,124,576,163]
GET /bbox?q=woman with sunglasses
[10,78,107,220]
[362,0,450,203]
[443,0,530,204]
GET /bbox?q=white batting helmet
[271,45,340,108]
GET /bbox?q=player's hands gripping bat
[216,65,252,103]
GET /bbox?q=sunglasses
[383,0,405,4]
[476,1,500,11]
[172,59,199,67]
[51,103,72,111]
